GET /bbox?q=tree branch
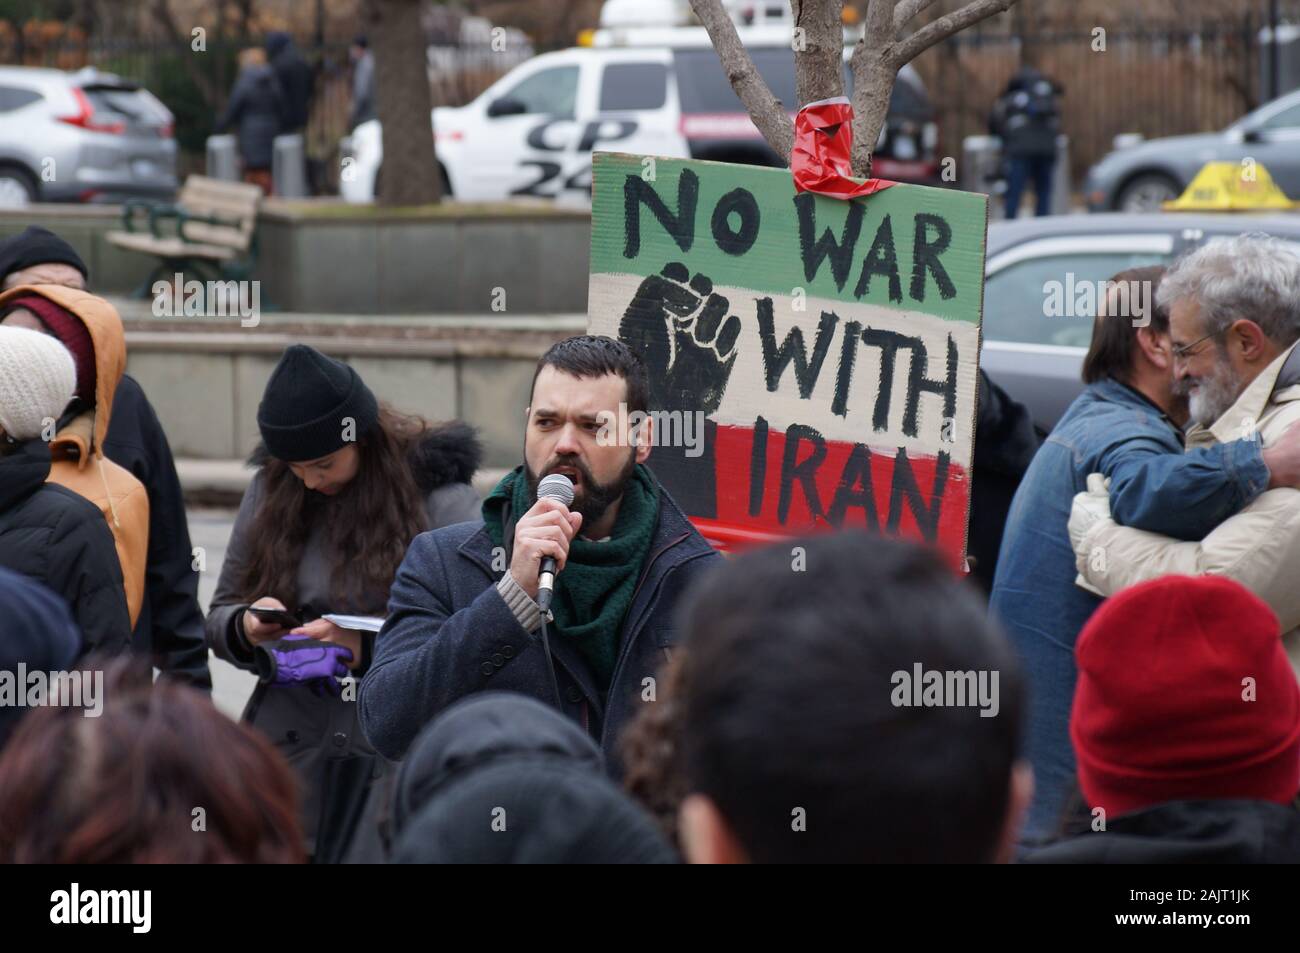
[791,0,846,107]
[893,0,939,32]
[848,0,898,177]
[890,0,1017,67]
[151,0,222,107]
[865,0,896,41]
[689,0,794,161]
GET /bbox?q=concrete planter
[258,200,593,314]
[0,199,594,314]
[122,323,582,467]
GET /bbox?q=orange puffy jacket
[0,284,149,627]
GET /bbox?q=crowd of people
[213,32,375,196]
[213,32,316,194]
[993,234,1300,854]
[0,222,1299,864]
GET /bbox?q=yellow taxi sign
[1163,160,1297,211]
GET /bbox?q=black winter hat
[257,345,378,462]
[389,692,678,864]
[0,226,89,283]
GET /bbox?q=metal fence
[915,12,1292,187]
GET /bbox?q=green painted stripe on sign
[590,152,987,327]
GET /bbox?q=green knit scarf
[482,464,660,690]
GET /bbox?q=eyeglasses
[1171,332,1215,362]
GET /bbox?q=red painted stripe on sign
[707,423,970,563]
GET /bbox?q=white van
[340,27,939,203]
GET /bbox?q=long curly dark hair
[236,404,432,614]
[620,648,693,849]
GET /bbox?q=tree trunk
[848,0,899,179]
[849,48,896,179]
[151,0,223,108]
[236,0,255,44]
[370,0,442,206]
[792,0,845,105]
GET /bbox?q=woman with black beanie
[206,345,482,862]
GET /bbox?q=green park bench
[107,175,264,298]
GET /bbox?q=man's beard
[1175,355,1243,427]
[525,451,636,532]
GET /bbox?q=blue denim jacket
[989,377,1267,847]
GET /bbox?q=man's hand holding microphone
[510,473,581,608]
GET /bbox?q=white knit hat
[0,325,76,441]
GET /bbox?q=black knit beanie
[0,226,89,282]
[257,345,379,462]
[389,693,678,864]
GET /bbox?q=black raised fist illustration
[617,262,742,416]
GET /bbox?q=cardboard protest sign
[587,152,987,562]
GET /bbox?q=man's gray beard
[1187,358,1243,427]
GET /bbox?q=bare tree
[150,0,224,106]
[367,0,441,205]
[690,0,1018,178]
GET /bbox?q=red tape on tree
[791,96,896,200]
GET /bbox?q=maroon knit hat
[2,294,95,405]
[1072,575,1300,819]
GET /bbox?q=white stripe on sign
[589,273,981,467]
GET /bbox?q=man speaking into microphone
[359,336,721,772]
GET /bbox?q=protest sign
[587,152,988,562]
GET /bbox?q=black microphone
[535,473,574,612]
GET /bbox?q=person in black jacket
[0,567,81,750]
[359,337,723,775]
[968,369,1041,594]
[265,32,314,134]
[989,64,1062,218]
[0,226,211,690]
[206,345,483,863]
[214,48,286,194]
[389,692,677,863]
[0,326,131,656]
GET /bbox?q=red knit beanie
[1072,575,1300,819]
[2,295,95,405]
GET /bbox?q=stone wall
[0,199,593,314]
[124,327,579,467]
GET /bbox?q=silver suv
[1083,87,1300,212]
[0,66,176,207]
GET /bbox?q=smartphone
[247,606,303,628]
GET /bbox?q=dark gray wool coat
[206,422,483,863]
